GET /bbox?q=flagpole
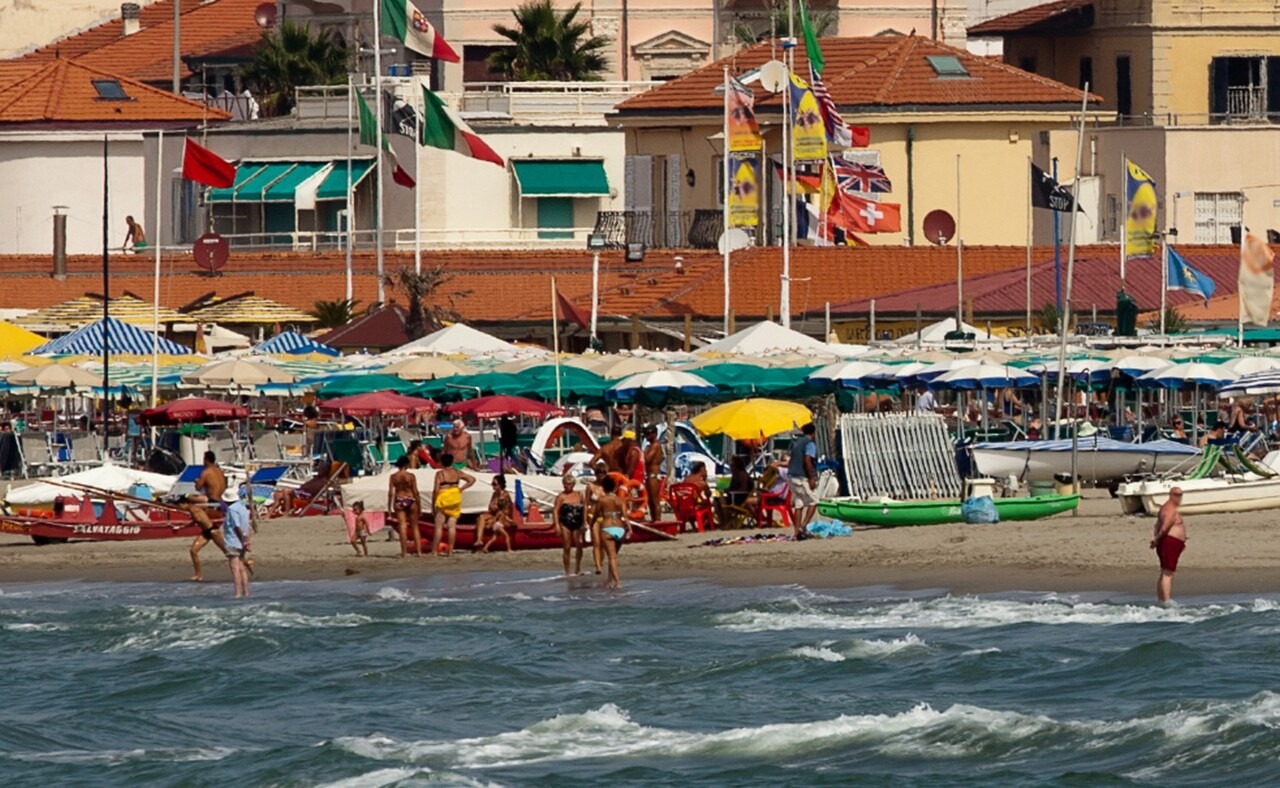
[1052,86,1090,442]
[955,153,963,330]
[1119,150,1127,283]
[1052,156,1061,313]
[1025,155,1033,336]
[414,78,422,275]
[550,276,562,407]
[1160,236,1169,336]
[1238,193,1247,349]
[372,5,386,304]
[780,61,792,328]
[151,129,163,408]
[722,66,731,336]
[102,135,111,437]
[345,72,354,302]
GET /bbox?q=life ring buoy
[605,473,648,520]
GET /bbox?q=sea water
[2,575,1280,786]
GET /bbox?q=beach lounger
[18,433,54,478]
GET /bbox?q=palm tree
[488,0,610,81]
[1145,306,1190,334]
[241,21,350,117]
[388,264,467,340]
[734,1,836,47]
[310,298,360,328]
[1036,302,1061,334]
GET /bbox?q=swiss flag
[827,191,901,235]
[181,138,236,188]
[555,288,590,330]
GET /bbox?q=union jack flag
[809,64,852,147]
[831,157,892,194]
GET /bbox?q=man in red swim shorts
[1151,486,1187,603]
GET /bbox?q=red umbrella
[140,396,249,426]
[445,395,565,419]
[317,391,438,417]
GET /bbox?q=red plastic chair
[667,482,714,532]
[758,486,792,527]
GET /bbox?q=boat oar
[40,479,191,516]
[628,519,679,541]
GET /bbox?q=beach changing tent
[252,330,340,357]
[32,316,189,356]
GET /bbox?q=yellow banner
[728,152,759,227]
[1125,160,1157,257]
[789,73,827,163]
[727,78,761,152]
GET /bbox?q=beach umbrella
[928,364,1040,391]
[807,360,887,388]
[140,396,248,425]
[1108,355,1172,377]
[495,366,609,402]
[695,362,819,398]
[317,373,419,397]
[380,356,472,380]
[6,364,100,391]
[690,398,813,441]
[445,394,565,419]
[252,330,340,357]
[493,356,562,373]
[318,391,438,417]
[1218,370,1280,397]
[182,359,295,388]
[587,356,667,379]
[902,357,980,384]
[1136,362,1237,390]
[607,370,717,406]
[1221,356,1280,376]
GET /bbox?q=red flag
[555,289,589,330]
[182,138,236,187]
[849,126,871,147]
[391,162,416,189]
[827,191,901,235]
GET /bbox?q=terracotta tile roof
[0,59,230,125]
[16,0,262,84]
[0,245,1036,327]
[0,62,43,90]
[316,305,410,351]
[967,0,1093,36]
[830,244,1248,319]
[615,34,1098,116]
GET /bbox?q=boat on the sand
[0,493,202,544]
[971,438,1200,484]
[817,494,1080,527]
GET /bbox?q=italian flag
[420,87,504,167]
[356,90,415,189]
[381,0,458,62]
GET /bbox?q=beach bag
[961,496,999,524]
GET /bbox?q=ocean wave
[3,622,68,632]
[313,766,499,788]
[10,745,236,765]
[331,693,1280,771]
[788,645,845,662]
[716,596,1280,633]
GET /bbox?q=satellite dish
[718,228,751,254]
[193,232,230,272]
[759,60,788,93]
[923,210,956,245]
[254,2,277,28]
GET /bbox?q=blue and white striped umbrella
[32,316,189,356]
[928,364,1040,391]
[807,360,886,388]
[1218,370,1280,397]
[607,370,716,403]
[1108,355,1171,377]
[1137,362,1237,390]
[252,331,340,357]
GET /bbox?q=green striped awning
[264,162,330,202]
[233,162,298,201]
[512,159,609,197]
[315,159,376,201]
[207,163,266,202]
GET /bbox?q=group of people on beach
[181,451,253,598]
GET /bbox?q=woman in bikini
[429,453,475,556]
[386,455,421,558]
[553,474,586,577]
[476,474,515,553]
[596,475,631,590]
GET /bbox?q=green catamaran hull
[817,494,1080,527]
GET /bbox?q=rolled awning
[512,159,609,198]
[315,159,376,201]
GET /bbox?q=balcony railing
[1227,86,1267,121]
[592,210,723,249]
[459,81,659,125]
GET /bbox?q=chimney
[52,207,68,280]
[121,3,141,37]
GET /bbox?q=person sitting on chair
[475,474,515,553]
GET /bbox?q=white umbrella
[1221,356,1280,376]
[929,364,1039,390]
[910,357,981,382]
[807,360,886,387]
[381,356,472,380]
[1108,355,1172,377]
[590,356,668,379]
[182,359,295,388]
[1137,362,1236,390]
[608,370,716,404]
[6,364,100,390]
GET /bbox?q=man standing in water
[1151,486,1187,602]
[222,489,251,598]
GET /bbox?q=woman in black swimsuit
[553,474,586,577]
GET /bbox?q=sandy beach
[3,490,1278,596]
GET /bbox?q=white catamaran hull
[973,439,1201,484]
[1136,476,1280,515]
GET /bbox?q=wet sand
[2,491,1278,596]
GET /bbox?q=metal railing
[196,227,603,252]
[459,81,659,124]
[592,210,723,249]
[1228,86,1267,120]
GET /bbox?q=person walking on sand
[430,453,475,556]
[387,456,421,558]
[222,489,251,598]
[585,461,607,574]
[596,475,631,590]
[350,500,370,556]
[1151,486,1187,602]
[553,473,586,576]
[642,425,664,521]
[788,423,819,539]
[186,451,227,581]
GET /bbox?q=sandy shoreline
[3,491,1279,596]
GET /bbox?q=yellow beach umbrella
[689,398,813,441]
[0,320,46,356]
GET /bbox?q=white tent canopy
[700,321,835,356]
[894,318,993,345]
[5,464,177,506]
[384,323,520,357]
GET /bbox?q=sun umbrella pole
[550,276,562,408]
[151,129,163,410]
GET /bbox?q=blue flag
[1167,247,1216,306]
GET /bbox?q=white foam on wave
[3,622,68,632]
[373,587,467,605]
[789,644,845,662]
[716,596,1280,633]
[12,745,236,765]
[314,766,501,788]
[332,692,1280,771]
[846,634,928,657]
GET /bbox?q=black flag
[1031,162,1081,212]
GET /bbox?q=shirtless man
[1151,486,1187,603]
[589,426,623,475]
[595,475,632,590]
[616,430,643,483]
[642,425,664,521]
[386,455,421,558]
[442,420,477,469]
[187,451,227,581]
